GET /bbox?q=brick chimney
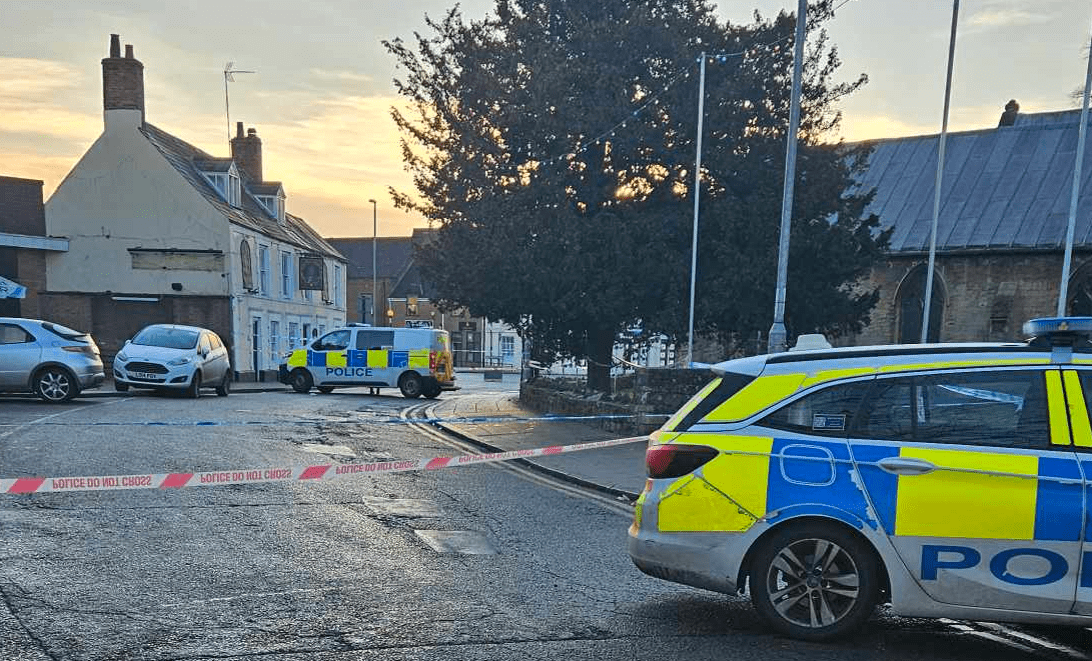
[101,34,145,129]
[230,122,263,182]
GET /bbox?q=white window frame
[258,245,270,296]
[280,251,293,299]
[334,264,342,307]
[228,172,241,207]
[269,320,280,363]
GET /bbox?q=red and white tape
[0,436,646,495]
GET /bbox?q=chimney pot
[236,122,244,138]
[125,44,134,58]
[247,128,257,137]
[999,99,1020,127]
[109,34,121,58]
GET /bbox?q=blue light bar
[1022,317,1092,338]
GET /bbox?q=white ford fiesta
[112,324,231,397]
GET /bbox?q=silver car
[113,324,231,397]
[0,317,105,402]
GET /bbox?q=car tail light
[429,350,437,370]
[62,345,98,358]
[645,444,719,479]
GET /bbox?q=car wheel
[114,381,129,392]
[317,386,335,394]
[399,372,423,399]
[749,523,880,641]
[34,367,77,403]
[187,371,202,399]
[215,373,231,397]
[289,368,313,394]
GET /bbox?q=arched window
[1067,260,1092,316]
[240,239,254,291]
[896,264,944,343]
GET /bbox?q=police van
[628,317,1092,640]
[278,324,456,398]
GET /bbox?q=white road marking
[0,405,98,440]
[976,622,1090,660]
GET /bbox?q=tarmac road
[0,381,1088,660]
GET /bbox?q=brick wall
[520,368,713,434]
[0,176,47,318]
[854,252,1075,345]
[38,293,231,367]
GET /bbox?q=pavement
[426,393,648,500]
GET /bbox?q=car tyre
[34,366,77,403]
[749,522,880,641]
[317,385,335,394]
[215,373,231,397]
[187,371,202,399]
[289,368,313,394]
[114,381,129,392]
[399,372,423,399]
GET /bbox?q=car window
[858,369,1049,448]
[356,330,395,350]
[41,322,87,340]
[208,333,222,350]
[760,381,872,437]
[133,327,199,349]
[0,323,33,344]
[315,329,351,351]
[199,335,212,354]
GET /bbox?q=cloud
[308,68,375,85]
[0,57,100,142]
[969,8,1049,28]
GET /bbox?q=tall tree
[386,0,887,391]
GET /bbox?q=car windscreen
[132,327,199,350]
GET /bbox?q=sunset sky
[1,1,1089,237]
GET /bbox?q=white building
[42,35,346,379]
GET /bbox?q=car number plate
[129,371,159,380]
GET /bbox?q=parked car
[0,317,105,402]
[629,316,1092,640]
[113,324,231,397]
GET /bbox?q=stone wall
[520,368,714,435]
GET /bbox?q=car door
[1065,368,1092,615]
[850,367,1083,614]
[0,322,41,389]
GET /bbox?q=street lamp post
[368,199,377,325]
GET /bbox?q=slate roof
[856,109,1092,253]
[139,123,343,260]
[326,237,414,279]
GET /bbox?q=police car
[279,324,456,398]
[628,317,1092,640]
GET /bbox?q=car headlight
[168,355,194,366]
[116,351,129,362]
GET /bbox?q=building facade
[0,176,67,319]
[851,106,1092,346]
[43,35,346,379]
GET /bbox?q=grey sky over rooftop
[1,0,1089,237]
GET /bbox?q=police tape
[0,436,647,495]
[0,413,672,428]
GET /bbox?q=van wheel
[289,368,313,394]
[749,523,880,641]
[423,382,442,398]
[317,386,335,394]
[399,372,423,398]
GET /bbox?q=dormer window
[257,195,285,223]
[200,163,242,208]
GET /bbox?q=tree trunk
[586,327,614,394]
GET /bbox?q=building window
[896,264,944,343]
[501,335,515,362]
[228,172,241,207]
[269,320,280,363]
[360,294,373,324]
[288,322,300,349]
[281,252,293,299]
[240,239,254,291]
[258,246,270,295]
[334,265,342,307]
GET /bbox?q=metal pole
[224,72,231,144]
[686,52,706,367]
[369,199,377,325]
[767,0,807,354]
[1058,17,1092,316]
[921,0,959,342]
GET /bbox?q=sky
[1,1,1089,238]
